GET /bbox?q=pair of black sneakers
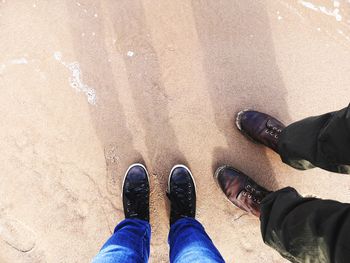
[123,164,196,225]
[123,110,285,221]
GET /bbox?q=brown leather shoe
[214,165,271,217]
[236,110,285,152]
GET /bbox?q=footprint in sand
[0,217,36,252]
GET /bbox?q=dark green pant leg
[260,187,350,263]
[277,105,350,174]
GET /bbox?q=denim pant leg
[168,218,225,263]
[92,219,151,263]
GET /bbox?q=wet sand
[1,0,350,262]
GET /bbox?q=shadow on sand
[65,0,187,250]
[191,0,290,190]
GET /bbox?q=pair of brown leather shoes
[215,110,285,217]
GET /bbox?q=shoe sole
[121,163,150,198]
[167,164,197,194]
[235,109,262,145]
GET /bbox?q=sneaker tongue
[172,177,190,189]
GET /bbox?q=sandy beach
[1,0,350,262]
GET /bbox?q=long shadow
[106,1,187,172]
[104,0,187,249]
[65,0,187,253]
[191,0,290,190]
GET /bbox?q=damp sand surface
[1,0,350,262]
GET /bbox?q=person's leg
[93,219,151,263]
[168,218,225,263]
[260,187,350,263]
[93,163,151,263]
[277,105,350,173]
[235,105,350,174]
[215,166,350,263]
[166,165,225,263]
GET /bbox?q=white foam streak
[298,0,342,21]
[10,58,28,65]
[54,52,97,105]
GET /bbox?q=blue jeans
[92,218,225,263]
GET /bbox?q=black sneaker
[166,165,196,225]
[122,163,150,221]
